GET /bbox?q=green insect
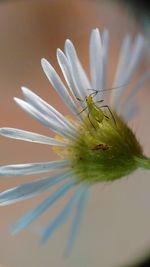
[78,93,115,129]
[85,95,108,128]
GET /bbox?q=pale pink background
[0,1,150,267]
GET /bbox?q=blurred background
[0,0,150,267]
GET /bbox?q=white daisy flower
[0,28,150,255]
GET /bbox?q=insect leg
[88,113,96,129]
[95,99,104,104]
[76,97,84,102]
[100,105,116,125]
[78,106,88,115]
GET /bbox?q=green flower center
[69,111,144,183]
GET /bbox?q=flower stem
[135,156,150,170]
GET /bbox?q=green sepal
[135,156,150,170]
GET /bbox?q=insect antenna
[88,90,98,98]
[87,82,130,97]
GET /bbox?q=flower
[0,28,150,255]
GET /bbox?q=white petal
[0,160,69,176]
[102,29,109,90]
[14,98,74,139]
[120,69,150,114]
[21,86,76,134]
[65,39,91,97]
[57,49,86,103]
[111,34,145,107]
[65,185,89,256]
[89,28,103,91]
[41,58,78,115]
[123,103,139,122]
[111,34,132,106]
[123,34,145,83]
[11,180,75,234]
[0,172,70,206]
[40,185,84,244]
[112,34,131,86]
[0,128,67,146]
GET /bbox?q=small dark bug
[92,143,110,151]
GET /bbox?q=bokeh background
[0,1,150,267]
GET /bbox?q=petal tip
[41,58,48,68]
